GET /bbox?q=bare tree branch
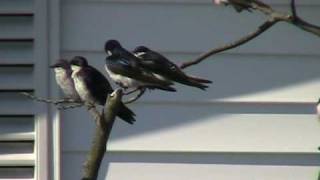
[290,0,297,17]
[21,92,73,104]
[82,89,123,180]
[180,20,278,69]
[181,0,320,69]
[251,0,320,36]
[254,0,320,36]
[289,0,320,37]
[86,104,101,125]
[58,103,84,110]
[20,92,83,110]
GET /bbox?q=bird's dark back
[139,50,179,76]
[81,66,113,105]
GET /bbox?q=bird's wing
[107,55,173,86]
[137,50,212,90]
[81,67,113,105]
[137,51,187,79]
[137,51,174,70]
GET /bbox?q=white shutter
[0,0,51,179]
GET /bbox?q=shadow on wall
[59,52,320,180]
[60,52,320,142]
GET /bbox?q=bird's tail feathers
[175,74,212,90]
[176,78,209,90]
[187,75,212,84]
[117,103,136,124]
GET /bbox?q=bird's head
[50,59,70,71]
[70,56,88,72]
[104,39,122,56]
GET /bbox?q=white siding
[60,1,320,180]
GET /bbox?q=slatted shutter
[0,0,50,179]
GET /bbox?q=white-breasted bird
[133,46,212,90]
[104,40,176,93]
[50,59,81,101]
[70,56,136,124]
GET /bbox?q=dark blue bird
[70,56,136,124]
[133,46,212,90]
[104,40,176,92]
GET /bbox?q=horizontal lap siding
[62,52,320,103]
[60,1,320,179]
[63,0,320,5]
[61,2,320,55]
[62,105,320,153]
[62,152,320,180]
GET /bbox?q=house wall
[59,1,320,179]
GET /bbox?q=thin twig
[181,0,320,69]
[289,0,320,37]
[21,92,83,109]
[180,20,278,69]
[252,0,320,36]
[290,0,297,17]
[57,103,84,110]
[124,88,146,104]
[123,87,140,95]
[21,92,69,104]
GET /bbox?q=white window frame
[33,0,61,179]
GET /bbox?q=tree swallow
[104,40,176,92]
[50,59,81,101]
[133,46,212,90]
[70,56,136,124]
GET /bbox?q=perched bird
[104,40,176,92]
[50,59,81,101]
[133,46,212,90]
[70,56,136,124]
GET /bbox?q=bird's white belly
[55,69,76,97]
[73,76,94,104]
[105,65,141,88]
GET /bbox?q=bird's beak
[107,51,112,56]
